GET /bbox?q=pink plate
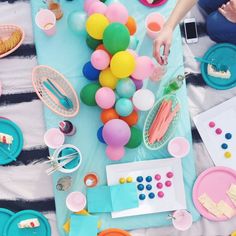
[139,0,168,8]
[192,167,236,221]
[66,191,86,212]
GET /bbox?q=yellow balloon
[86,13,109,40]
[99,68,118,89]
[110,51,136,78]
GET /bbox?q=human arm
[153,0,197,64]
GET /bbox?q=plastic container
[35,9,56,36]
[59,120,76,136]
[145,12,165,39]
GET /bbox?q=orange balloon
[125,16,137,36]
[101,108,119,124]
[96,44,112,59]
[120,110,138,126]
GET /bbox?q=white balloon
[132,89,155,111]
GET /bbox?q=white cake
[18,218,40,229]
[207,64,231,79]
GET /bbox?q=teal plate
[0,118,23,165]
[201,43,236,90]
[0,208,14,236]
[3,210,51,236]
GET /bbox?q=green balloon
[103,23,130,55]
[80,83,101,106]
[100,0,106,2]
[86,34,102,50]
[126,127,142,149]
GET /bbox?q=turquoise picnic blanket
[30,0,200,234]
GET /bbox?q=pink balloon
[105,3,129,24]
[84,0,99,13]
[95,87,115,109]
[102,119,131,146]
[88,1,107,16]
[126,49,138,58]
[91,50,110,70]
[106,145,125,161]
[132,56,155,80]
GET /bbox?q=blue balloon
[68,11,87,35]
[105,0,119,5]
[97,126,106,144]
[116,78,136,98]
[129,36,139,50]
[83,61,100,81]
[115,98,133,117]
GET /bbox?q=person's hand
[219,0,236,23]
[153,25,173,65]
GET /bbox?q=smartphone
[184,18,198,44]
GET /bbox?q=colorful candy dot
[146,184,152,191]
[225,133,232,140]
[215,128,222,135]
[146,176,152,182]
[156,182,163,189]
[136,176,143,182]
[165,180,172,187]
[126,176,133,183]
[224,152,232,159]
[155,174,161,181]
[137,184,144,191]
[119,178,126,184]
[221,143,228,149]
[209,121,215,128]
[166,172,174,178]
[158,191,164,198]
[148,192,155,199]
[139,194,146,200]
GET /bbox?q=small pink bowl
[66,191,86,212]
[168,137,190,158]
[172,209,193,231]
[44,128,65,149]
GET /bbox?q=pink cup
[145,12,165,39]
[35,9,56,36]
[172,210,193,231]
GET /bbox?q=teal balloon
[105,0,119,4]
[116,78,136,98]
[115,98,133,117]
[129,36,139,50]
[68,11,87,35]
[103,23,130,55]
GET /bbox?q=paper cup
[35,9,56,36]
[172,210,193,231]
[168,137,190,158]
[66,191,86,212]
[145,12,165,39]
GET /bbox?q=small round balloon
[125,126,142,148]
[106,145,125,161]
[105,3,129,24]
[84,0,99,13]
[125,16,137,35]
[95,87,116,109]
[83,61,100,81]
[101,108,119,124]
[86,34,102,50]
[88,1,107,16]
[68,11,87,35]
[97,126,106,144]
[99,68,118,89]
[103,23,130,55]
[132,56,155,80]
[116,78,136,98]
[102,119,131,147]
[91,50,110,70]
[120,110,139,126]
[110,51,135,78]
[129,36,139,50]
[115,98,133,117]
[80,83,101,106]
[86,13,109,40]
[132,89,155,111]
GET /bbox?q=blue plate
[0,208,14,236]
[3,210,51,236]
[0,118,23,165]
[201,43,236,90]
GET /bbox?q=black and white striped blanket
[0,1,236,235]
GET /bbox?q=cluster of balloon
[72,0,156,161]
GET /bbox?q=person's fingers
[221,4,226,9]
[153,39,163,65]
[230,0,236,8]
[218,7,226,16]
[163,43,171,64]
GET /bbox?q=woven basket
[0,24,25,59]
[143,94,180,151]
[32,65,79,117]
